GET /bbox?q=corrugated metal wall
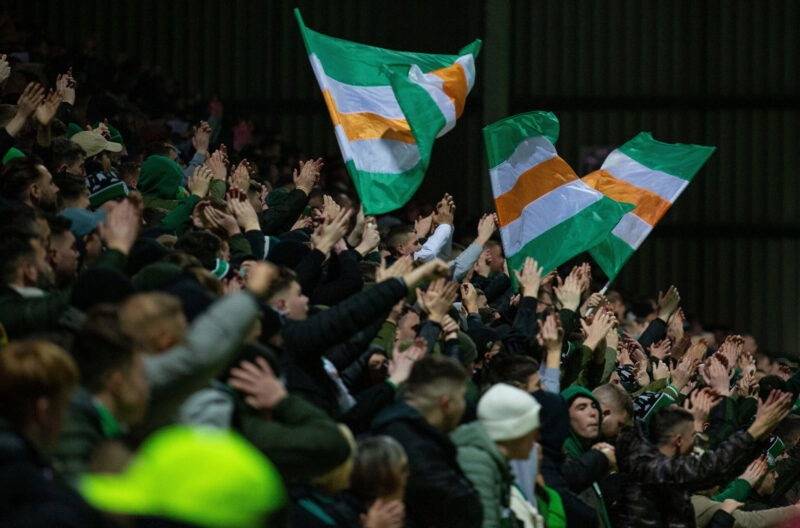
[7,0,799,353]
[509,0,800,354]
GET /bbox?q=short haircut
[53,172,88,202]
[175,230,221,269]
[759,375,796,401]
[72,304,135,393]
[0,204,37,235]
[0,340,79,427]
[350,435,408,503]
[51,137,86,171]
[0,229,37,284]
[264,267,299,301]
[403,356,467,404]
[593,383,634,419]
[0,157,44,202]
[385,225,415,255]
[649,405,693,445]
[46,214,72,239]
[480,353,539,390]
[119,292,184,347]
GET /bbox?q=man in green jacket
[452,383,542,528]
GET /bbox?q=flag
[584,132,715,280]
[485,111,633,275]
[295,9,480,214]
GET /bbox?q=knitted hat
[560,385,601,410]
[2,147,25,165]
[138,155,185,199]
[477,383,541,441]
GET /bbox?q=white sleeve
[414,224,454,263]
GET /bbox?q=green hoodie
[451,421,522,528]
[560,385,613,528]
[138,155,189,209]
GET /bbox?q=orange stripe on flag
[495,157,579,227]
[583,170,672,226]
[432,63,469,118]
[322,90,414,144]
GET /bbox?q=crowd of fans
[1,27,800,528]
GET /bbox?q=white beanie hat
[477,383,541,441]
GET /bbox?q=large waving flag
[584,133,715,280]
[295,9,480,214]
[485,111,633,275]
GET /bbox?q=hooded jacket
[614,423,759,528]
[371,401,482,528]
[451,421,523,528]
[534,389,600,528]
[560,385,613,528]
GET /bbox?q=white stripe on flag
[310,54,405,119]
[407,65,457,138]
[499,180,603,256]
[333,125,353,162]
[601,151,689,203]
[489,136,558,197]
[348,137,421,173]
[611,212,652,249]
[456,55,476,90]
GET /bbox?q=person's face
[31,165,59,210]
[275,281,309,321]
[440,384,467,433]
[83,232,104,262]
[503,428,541,460]
[599,401,630,440]
[525,372,541,392]
[396,311,420,341]
[112,353,151,426]
[66,155,86,177]
[486,245,505,273]
[48,231,79,281]
[27,237,55,289]
[569,397,600,440]
[397,233,422,257]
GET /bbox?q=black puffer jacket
[371,401,482,528]
[614,424,759,528]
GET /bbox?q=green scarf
[537,484,567,528]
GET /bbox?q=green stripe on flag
[483,111,560,168]
[506,197,634,275]
[617,132,716,181]
[346,160,425,215]
[588,233,636,282]
[296,9,466,85]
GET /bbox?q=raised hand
[191,121,212,156]
[361,498,405,528]
[554,270,582,311]
[718,335,744,368]
[347,205,367,247]
[460,282,479,314]
[228,196,260,232]
[414,213,434,240]
[657,285,681,321]
[322,194,343,223]
[581,310,616,350]
[401,259,451,290]
[441,315,460,341]
[684,388,721,431]
[514,257,544,299]
[580,292,605,317]
[634,360,651,387]
[748,390,793,440]
[740,456,769,486]
[388,337,427,386]
[244,261,279,297]
[56,68,76,105]
[34,90,63,127]
[418,278,459,323]
[0,54,9,85]
[230,160,251,191]
[187,165,213,198]
[701,357,732,397]
[652,360,670,381]
[311,208,352,255]
[538,312,564,352]
[432,193,455,226]
[207,149,228,181]
[376,256,414,283]
[204,207,241,237]
[293,158,323,194]
[649,338,672,361]
[290,215,313,231]
[670,353,700,390]
[98,199,140,255]
[476,213,497,244]
[355,219,380,256]
[667,307,686,343]
[474,249,491,277]
[228,356,287,411]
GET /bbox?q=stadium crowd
[1,24,800,528]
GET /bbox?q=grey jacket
[141,291,260,433]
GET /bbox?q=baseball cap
[71,130,123,158]
[59,207,106,238]
[79,426,286,528]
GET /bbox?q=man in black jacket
[371,355,482,528]
[0,340,106,527]
[615,391,792,528]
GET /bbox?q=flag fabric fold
[584,132,715,280]
[484,111,633,275]
[295,9,480,214]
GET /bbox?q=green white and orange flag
[295,9,480,214]
[484,111,632,275]
[584,133,715,281]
